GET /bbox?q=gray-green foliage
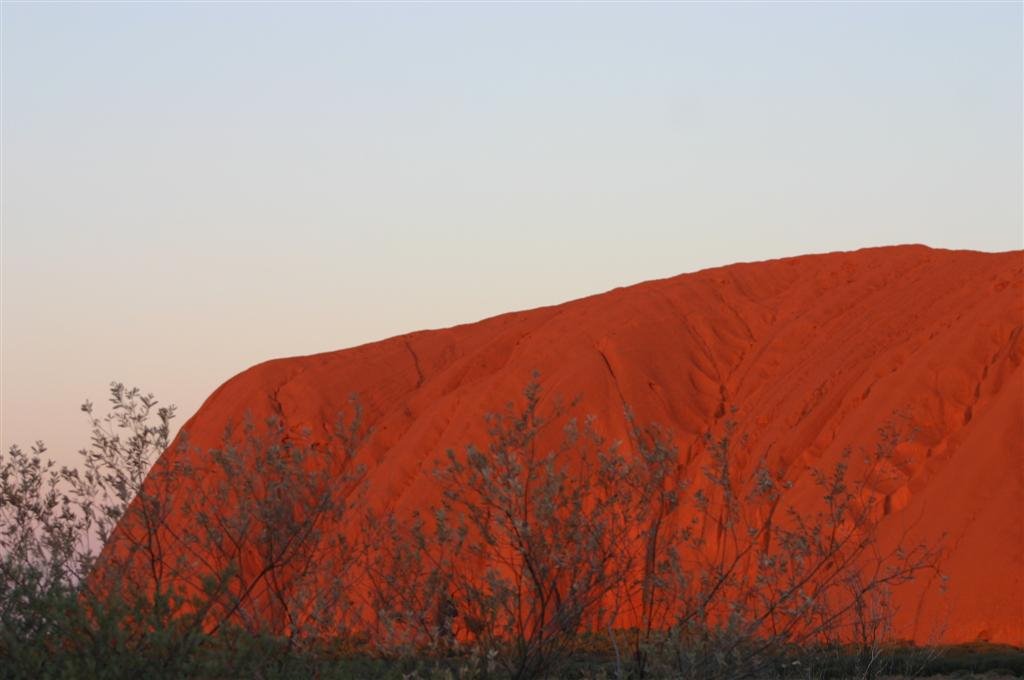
[1,385,174,677]
[1,378,949,680]
[0,383,367,679]
[369,379,945,680]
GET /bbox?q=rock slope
[149,245,1024,644]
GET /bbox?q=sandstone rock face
[144,245,1024,644]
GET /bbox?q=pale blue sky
[2,1,1021,463]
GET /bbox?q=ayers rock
[153,245,1023,645]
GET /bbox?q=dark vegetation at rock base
[0,380,1019,679]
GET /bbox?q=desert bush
[94,392,371,656]
[423,378,635,678]
[1,377,947,679]
[360,504,471,656]
[370,377,943,679]
[0,383,371,677]
[621,415,943,680]
[0,384,179,676]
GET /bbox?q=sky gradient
[2,1,1022,465]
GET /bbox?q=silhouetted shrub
[1,377,951,679]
